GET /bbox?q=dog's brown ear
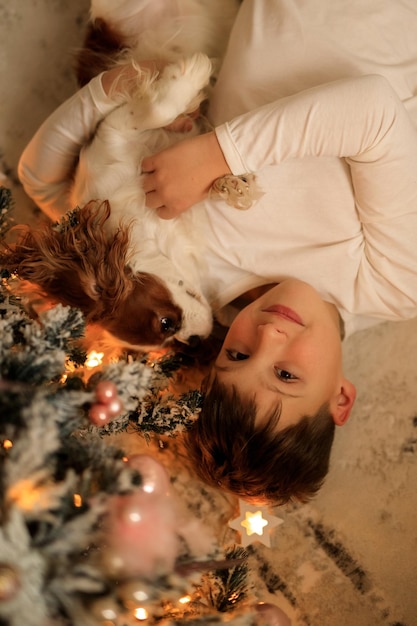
[74,18,125,87]
[0,201,113,310]
[0,224,51,284]
[0,200,134,320]
[0,223,93,310]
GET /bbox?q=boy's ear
[331,379,356,426]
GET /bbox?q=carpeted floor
[1,2,416,625]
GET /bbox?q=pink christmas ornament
[254,602,291,626]
[127,455,171,496]
[103,490,178,578]
[89,380,123,424]
[95,380,118,404]
[106,397,123,417]
[88,403,112,425]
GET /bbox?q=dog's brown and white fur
[4,0,242,351]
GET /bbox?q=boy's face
[214,279,356,429]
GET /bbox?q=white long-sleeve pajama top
[18,0,417,337]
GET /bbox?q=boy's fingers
[156,206,182,220]
[141,157,154,174]
[144,190,161,209]
[141,174,154,194]
[164,116,194,132]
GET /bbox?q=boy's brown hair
[185,376,335,504]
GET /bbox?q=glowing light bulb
[73,494,83,508]
[3,439,13,450]
[179,596,191,605]
[241,510,268,536]
[228,500,284,547]
[134,607,148,621]
[85,351,104,368]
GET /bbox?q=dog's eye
[160,317,177,334]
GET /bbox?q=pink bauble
[95,380,118,404]
[106,397,123,417]
[254,602,291,626]
[127,455,171,497]
[104,491,178,578]
[89,403,112,425]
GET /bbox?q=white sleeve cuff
[214,123,250,175]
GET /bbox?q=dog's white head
[129,252,214,349]
[97,266,213,352]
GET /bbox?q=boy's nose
[256,322,287,347]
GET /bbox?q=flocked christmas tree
[0,186,259,626]
[1,187,294,626]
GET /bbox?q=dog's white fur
[90,0,239,62]
[70,0,240,348]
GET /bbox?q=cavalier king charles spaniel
[3,0,251,352]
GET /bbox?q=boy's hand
[141,131,231,219]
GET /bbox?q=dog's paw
[161,52,213,99]
[135,52,212,129]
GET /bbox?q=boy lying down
[9,0,417,504]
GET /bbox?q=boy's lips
[262,305,305,326]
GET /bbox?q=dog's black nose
[187,335,201,348]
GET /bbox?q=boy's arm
[218,74,417,318]
[144,74,417,318]
[217,74,417,211]
[18,76,118,220]
[142,131,231,219]
[145,74,417,221]
[18,63,159,221]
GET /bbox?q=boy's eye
[225,349,248,361]
[275,368,298,382]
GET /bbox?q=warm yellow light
[228,500,284,547]
[134,607,148,621]
[147,349,168,362]
[179,596,191,605]
[8,480,47,511]
[3,439,13,450]
[64,359,76,375]
[85,351,104,368]
[73,493,83,508]
[241,511,268,536]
